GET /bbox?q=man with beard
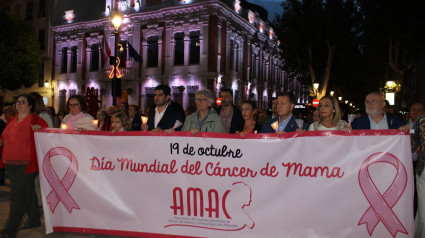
[351,92,405,130]
[142,85,185,132]
[215,88,244,134]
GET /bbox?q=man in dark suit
[351,92,405,130]
[141,85,185,132]
[215,88,244,134]
[261,92,308,133]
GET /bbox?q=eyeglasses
[195,98,208,103]
[318,104,334,109]
[69,103,80,107]
[129,109,136,111]
[16,100,26,105]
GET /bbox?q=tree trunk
[317,42,336,99]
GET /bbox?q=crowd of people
[0,86,424,237]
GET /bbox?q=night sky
[246,0,283,22]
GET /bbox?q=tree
[358,0,425,104]
[274,0,358,99]
[0,11,41,91]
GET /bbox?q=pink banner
[35,130,414,237]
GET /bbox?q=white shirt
[409,119,414,129]
[368,113,389,129]
[308,124,338,131]
[154,103,169,128]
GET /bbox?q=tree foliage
[357,0,425,101]
[274,0,357,99]
[0,11,41,91]
[274,0,425,107]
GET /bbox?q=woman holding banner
[182,89,225,134]
[0,94,48,238]
[62,95,96,130]
[237,100,262,136]
[309,96,348,131]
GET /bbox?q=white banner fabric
[34,130,414,238]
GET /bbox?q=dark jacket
[261,114,308,133]
[351,114,405,130]
[215,105,244,134]
[147,102,185,131]
[131,114,142,131]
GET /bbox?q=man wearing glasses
[182,89,225,134]
[351,92,405,130]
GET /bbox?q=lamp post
[111,13,122,107]
[313,81,319,98]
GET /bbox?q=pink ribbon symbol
[358,152,408,237]
[43,147,80,213]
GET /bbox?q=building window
[38,63,44,87]
[118,41,127,68]
[189,31,200,65]
[90,44,99,71]
[38,0,46,17]
[229,39,234,71]
[26,1,33,20]
[70,46,77,73]
[252,54,257,78]
[60,47,68,74]
[14,5,20,18]
[235,42,239,72]
[147,36,158,68]
[38,29,45,50]
[174,32,184,65]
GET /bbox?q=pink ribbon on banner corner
[358,152,408,237]
[43,147,80,213]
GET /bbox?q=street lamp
[111,12,122,107]
[313,81,319,98]
[330,91,334,96]
[338,96,342,101]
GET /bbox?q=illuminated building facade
[52,0,307,112]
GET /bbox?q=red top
[0,114,48,173]
[2,115,32,164]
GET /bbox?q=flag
[101,36,111,68]
[128,42,143,63]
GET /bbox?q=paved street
[0,179,126,238]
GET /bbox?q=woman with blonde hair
[309,96,348,131]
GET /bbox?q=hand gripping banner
[42,147,80,213]
[358,152,408,237]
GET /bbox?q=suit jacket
[351,114,405,130]
[130,114,142,131]
[261,114,308,133]
[147,102,185,131]
[215,105,244,134]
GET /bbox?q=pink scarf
[65,112,84,129]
